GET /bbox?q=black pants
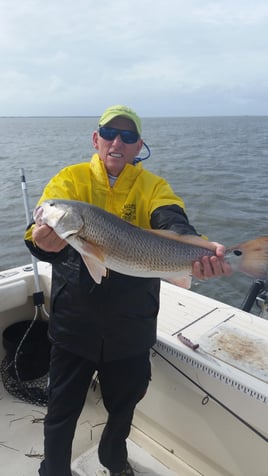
[39,345,151,476]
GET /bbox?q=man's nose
[111,133,123,144]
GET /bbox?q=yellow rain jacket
[25,154,198,361]
[26,153,189,242]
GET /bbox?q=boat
[1,258,268,476]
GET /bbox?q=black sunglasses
[99,126,140,144]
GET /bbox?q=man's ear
[92,131,99,149]
[136,139,143,155]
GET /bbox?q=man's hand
[192,242,233,280]
[32,224,67,252]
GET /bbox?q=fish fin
[67,235,105,261]
[81,255,107,284]
[165,274,192,289]
[67,236,107,283]
[149,230,215,250]
[60,229,80,239]
[79,238,105,261]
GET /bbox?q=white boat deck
[0,380,45,476]
[72,440,178,476]
[153,282,268,439]
[0,377,201,476]
[158,280,268,385]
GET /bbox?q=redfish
[34,199,268,287]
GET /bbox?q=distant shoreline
[1,114,268,119]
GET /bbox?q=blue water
[1,115,267,313]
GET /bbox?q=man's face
[92,116,143,176]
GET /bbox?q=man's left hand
[192,242,233,280]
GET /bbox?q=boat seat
[0,280,28,312]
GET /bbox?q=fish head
[33,200,84,239]
[226,236,268,280]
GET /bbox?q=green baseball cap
[99,105,142,136]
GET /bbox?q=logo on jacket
[121,204,136,222]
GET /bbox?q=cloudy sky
[1,0,268,117]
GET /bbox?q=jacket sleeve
[150,204,199,235]
[23,165,79,262]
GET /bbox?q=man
[25,105,231,476]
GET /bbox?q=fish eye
[233,249,242,256]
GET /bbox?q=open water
[1,115,267,314]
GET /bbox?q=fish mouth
[34,202,68,226]
[33,205,44,224]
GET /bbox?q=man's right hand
[32,224,67,252]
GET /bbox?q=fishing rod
[19,168,49,319]
[0,170,51,406]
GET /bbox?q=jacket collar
[90,153,143,189]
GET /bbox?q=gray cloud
[1,0,268,116]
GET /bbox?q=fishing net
[0,319,51,407]
[0,357,49,406]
